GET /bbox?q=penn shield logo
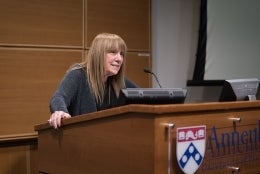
[176,125,206,174]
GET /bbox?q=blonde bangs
[104,37,127,55]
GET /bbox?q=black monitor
[219,78,259,102]
[121,88,187,104]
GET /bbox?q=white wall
[152,0,222,103]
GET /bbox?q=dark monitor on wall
[121,88,187,104]
[219,78,260,102]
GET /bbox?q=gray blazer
[49,67,137,116]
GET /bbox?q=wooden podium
[35,101,260,174]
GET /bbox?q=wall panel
[0,0,83,46]
[0,146,27,174]
[125,52,151,87]
[86,0,150,51]
[0,48,82,135]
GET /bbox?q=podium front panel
[35,102,260,174]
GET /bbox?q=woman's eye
[108,50,114,54]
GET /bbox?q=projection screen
[204,0,260,80]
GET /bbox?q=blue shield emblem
[176,125,206,174]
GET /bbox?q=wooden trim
[0,132,38,147]
[0,43,83,50]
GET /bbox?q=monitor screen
[219,78,259,102]
[121,88,187,104]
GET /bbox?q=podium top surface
[35,101,260,131]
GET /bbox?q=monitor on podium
[219,78,260,102]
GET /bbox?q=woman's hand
[48,111,71,129]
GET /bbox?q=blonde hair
[80,33,127,104]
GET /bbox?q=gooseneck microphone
[143,68,162,88]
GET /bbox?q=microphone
[143,68,162,88]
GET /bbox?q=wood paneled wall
[0,48,82,134]
[0,0,151,173]
[86,0,150,50]
[0,0,83,46]
[0,0,151,135]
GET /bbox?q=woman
[48,33,137,129]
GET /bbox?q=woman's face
[104,49,124,79]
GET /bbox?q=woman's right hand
[48,111,71,129]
